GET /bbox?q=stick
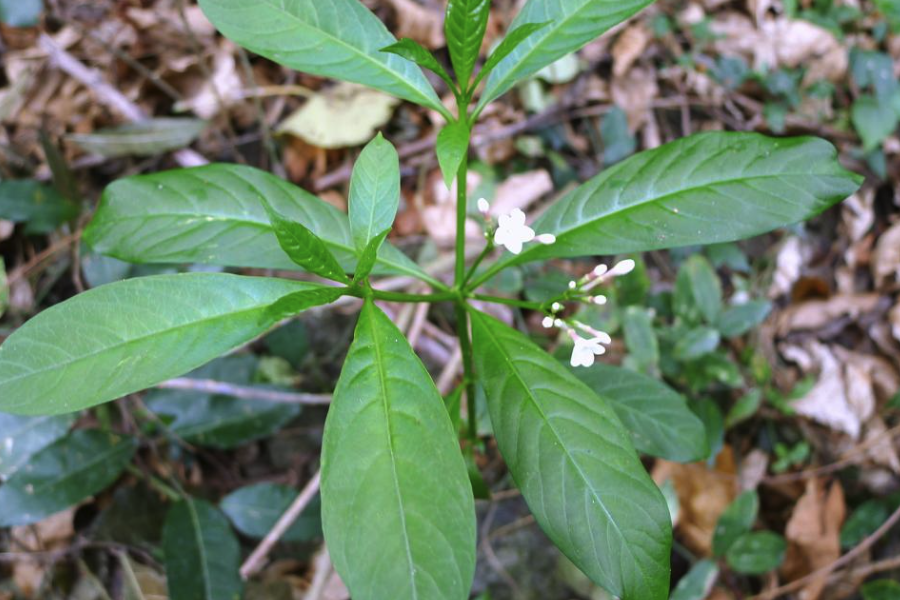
[239,470,322,579]
[156,378,332,405]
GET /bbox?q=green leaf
[221,483,321,542]
[321,301,476,600]
[381,38,455,90]
[852,94,899,152]
[669,560,719,600]
[621,306,659,372]
[471,310,671,600]
[349,134,400,253]
[841,499,889,549]
[474,22,548,90]
[83,164,432,285]
[571,363,708,463]
[712,491,759,557]
[68,118,206,158]
[0,180,79,234]
[0,413,76,480]
[601,106,637,166]
[353,228,391,282]
[437,120,471,189]
[674,255,722,325]
[198,0,444,114]
[0,273,325,415]
[0,0,42,27]
[487,133,862,272]
[477,0,654,109]
[0,430,137,527]
[717,300,772,338]
[673,327,721,361]
[691,398,724,460]
[261,198,350,283]
[725,389,762,428]
[163,498,243,600]
[265,287,345,322]
[144,356,300,449]
[725,531,786,575]
[862,580,900,600]
[445,0,491,86]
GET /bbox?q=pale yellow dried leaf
[612,23,651,77]
[611,66,658,132]
[784,479,845,600]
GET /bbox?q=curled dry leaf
[863,417,900,475]
[173,41,242,120]
[775,293,882,337]
[872,221,900,288]
[769,236,810,299]
[277,83,400,149]
[783,479,845,600]
[612,23,651,78]
[11,508,76,598]
[611,66,659,132]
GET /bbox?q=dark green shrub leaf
[674,255,722,325]
[571,363,708,463]
[348,134,400,254]
[353,228,391,283]
[478,0,653,108]
[380,38,454,89]
[673,327,721,361]
[0,413,76,480]
[163,498,243,600]
[691,398,724,460]
[717,300,772,338]
[725,531,786,575]
[321,301,476,600]
[68,118,206,158]
[221,483,321,542]
[0,430,136,527]
[471,310,671,600]
[841,499,890,549]
[490,133,862,271]
[0,274,325,415]
[601,106,637,165]
[437,120,471,189]
[712,491,759,557]
[669,560,719,600]
[198,0,444,114]
[621,306,659,372]
[261,198,350,283]
[852,95,900,152]
[862,580,900,600]
[445,0,490,86]
[0,180,78,234]
[144,356,300,449]
[725,389,763,428]
[83,164,430,284]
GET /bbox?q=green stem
[126,464,181,502]
[462,240,494,287]
[466,256,512,292]
[455,302,479,441]
[370,290,457,303]
[471,294,543,311]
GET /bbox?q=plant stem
[370,290,457,303]
[462,240,494,287]
[471,294,543,311]
[465,257,510,292]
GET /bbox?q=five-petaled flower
[569,331,607,368]
[493,208,535,254]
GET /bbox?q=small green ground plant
[0,1,862,598]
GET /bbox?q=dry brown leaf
[863,417,900,474]
[873,221,900,288]
[783,479,845,600]
[841,188,875,244]
[775,294,882,336]
[740,449,770,491]
[652,447,738,555]
[11,508,76,598]
[769,236,809,298]
[385,0,444,49]
[174,41,242,119]
[612,23,651,77]
[490,169,553,216]
[890,301,900,343]
[611,66,658,132]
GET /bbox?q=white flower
[493,209,535,255]
[477,197,490,216]
[536,233,556,244]
[569,334,607,368]
[609,259,636,277]
[591,295,608,305]
[542,316,555,328]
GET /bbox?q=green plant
[0,0,862,598]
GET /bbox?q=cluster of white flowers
[477,199,555,255]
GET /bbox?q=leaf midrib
[185,499,215,600]
[473,312,646,589]
[368,306,419,599]
[249,0,436,109]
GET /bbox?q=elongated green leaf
[321,301,476,600]
[437,120,470,189]
[0,179,78,234]
[477,0,653,109]
[266,286,345,322]
[0,273,325,415]
[0,413,76,480]
[0,430,136,527]
[353,228,391,282]
[163,498,242,600]
[473,22,548,90]
[261,199,350,283]
[669,560,719,600]
[446,0,490,86]
[83,164,433,285]
[144,356,300,449]
[221,483,321,542]
[712,491,759,557]
[381,38,455,90]
[725,531,786,574]
[470,310,671,600]
[674,255,722,325]
[717,300,772,338]
[198,0,444,114]
[485,133,862,273]
[571,363,708,462]
[69,118,206,158]
[349,134,400,253]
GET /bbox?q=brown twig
[751,503,900,599]
[156,378,332,405]
[7,231,82,286]
[240,469,322,579]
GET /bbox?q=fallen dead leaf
[783,479,845,600]
[174,41,242,119]
[863,417,900,474]
[612,23,651,78]
[490,169,553,217]
[11,508,76,598]
[891,302,900,343]
[611,66,658,132]
[769,236,809,298]
[775,294,882,336]
[872,221,900,288]
[385,0,444,49]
